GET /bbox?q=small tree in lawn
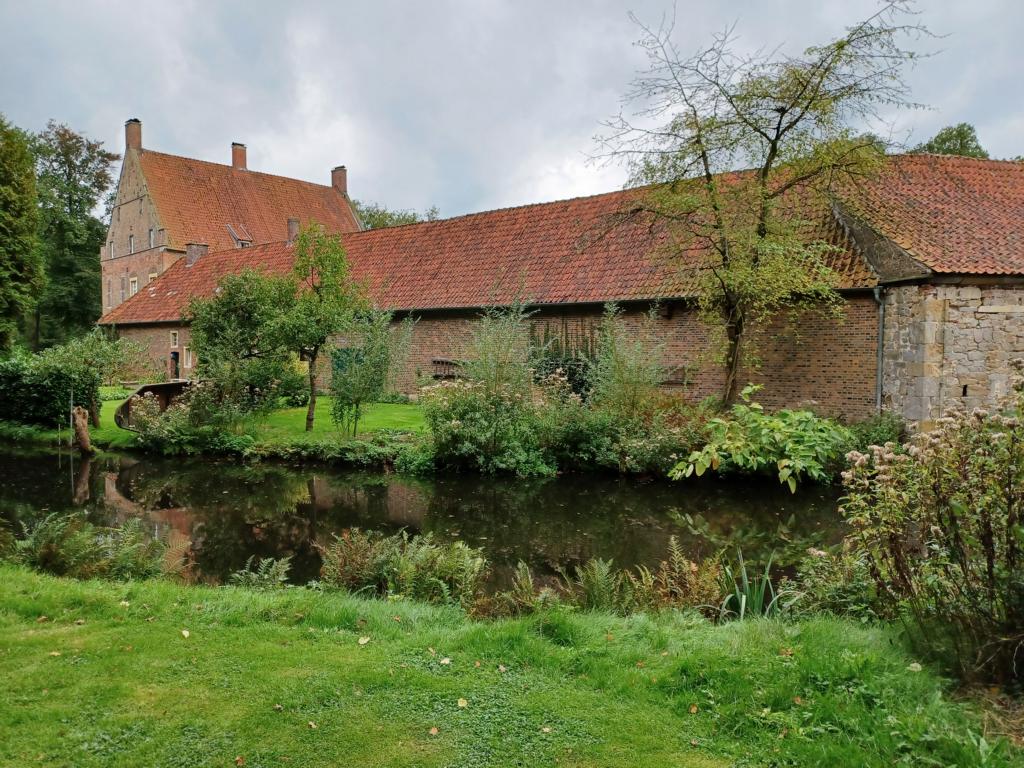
[188,269,295,411]
[331,310,410,436]
[280,224,368,431]
[598,2,928,404]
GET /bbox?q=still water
[0,447,843,586]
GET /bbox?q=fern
[230,555,292,590]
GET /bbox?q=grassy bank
[0,565,1016,767]
[0,391,425,456]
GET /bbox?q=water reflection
[0,447,843,586]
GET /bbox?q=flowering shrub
[671,385,852,490]
[420,379,554,476]
[130,383,256,456]
[842,362,1024,683]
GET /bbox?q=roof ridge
[891,152,1024,167]
[139,148,342,191]
[351,184,650,234]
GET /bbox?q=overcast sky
[1,1,1021,218]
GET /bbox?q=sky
[1,1,1021,219]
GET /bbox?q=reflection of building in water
[102,471,193,540]
[307,476,428,529]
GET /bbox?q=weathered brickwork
[117,296,878,419]
[883,283,1024,426]
[115,324,193,381]
[100,149,181,314]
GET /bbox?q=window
[108,242,114,259]
[106,279,112,307]
[149,228,155,248]
[120,277,125,302]
[148,271,157,283]
[129,277,138,296]
[128,235,135,254]
[184,347,193,369]
[170,331,179,348]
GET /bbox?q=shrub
[0,351,99,427]
[795,545,880,622]
[848,410,905,453]
[276,365,310,408]
[589,304,665,425]
[10,513,177,580]
[230,556,292,590]
[842,366,1024,684]
[318,529,488,610]
[130,383,257,455]
[672,385,852,490]
[625,536,722,614]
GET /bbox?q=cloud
[1,0,1020,219]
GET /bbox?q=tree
[599,3,926,403]
[188,269,296,410]
[278,225,368,431]
[31,121,119,348]
[42,327,152,425]
[912,122,989,158]
[330,309,410,436]
[0,115,41,351]
[353,199,439,229]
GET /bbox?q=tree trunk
[89,397,100,428]
[305,350,318,432]
[72,405,95,455]
[721,312,744,406]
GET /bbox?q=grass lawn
[0,390,424,453]
[1,566,1016,767]
[259,397,425,441]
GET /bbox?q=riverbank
[0,565,1016,767]
[0,394,426,462]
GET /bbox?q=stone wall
[882,283,1024,427]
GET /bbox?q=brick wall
[883,283,1024,427]
[114,294,880,420]
[114,323,193,381]
[99,149,181,314]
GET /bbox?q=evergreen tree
[0,115,41,350]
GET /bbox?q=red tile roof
[100,154,1024,327]
[99,182,870,325]
[839,154,1024,275]
[138,150,360,252]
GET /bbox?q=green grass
[0,565,1017,767]
[0,390,424,454]
[259,398,425,440]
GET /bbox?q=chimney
[287,217,300,244]
[231,142,247,170]
[331,165,347,194]
[185,242,208,267]
[125,118,142,150]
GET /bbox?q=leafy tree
[30,121,119,348]
[912,122,989,158]
[330,310,410,436]
[188,269,296,410]
[353,199,439,229]
[278,225,368,431]
[41,328,152,425]
[599,3,925,403]
[0,115,41,351]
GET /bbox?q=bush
[130,383,257,455]
[589,304,665,425]
[9,513,177,580]
[0,352,99,427]
[795,545,880,622]
[318,529,488,610]
[672,385,852,490]
[276,365,310,408]
[842,362,1024,684]
[848,410,905,453]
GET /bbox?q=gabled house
[98,120,1024,427]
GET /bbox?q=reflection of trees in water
[1,448,842,587]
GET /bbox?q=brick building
[98,120,1024,426]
